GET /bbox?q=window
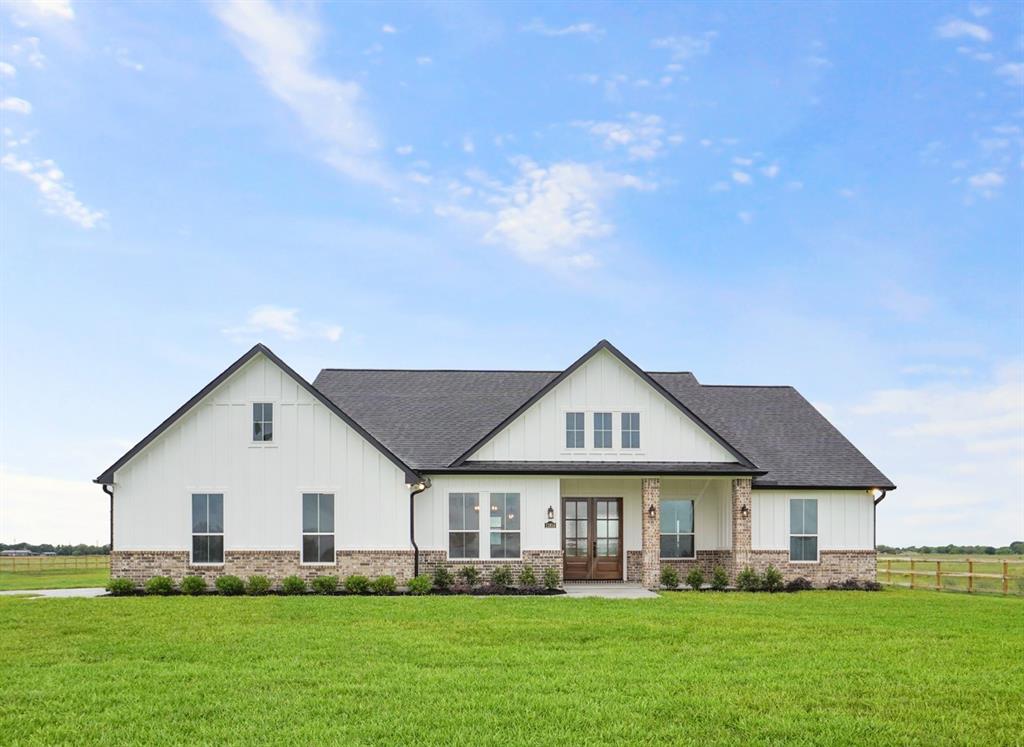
[252,402,273,442]
[566,412,584,448]
[621,412,640,449]
[302,493,335,563]
[790,498,818,561]
[593,412,612,448]
[449,492,480,558]
[191,493,223,563]
[660,499,694,558]
[489,493,521,559]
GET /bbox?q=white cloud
[967,170,1004,198]
[395,144,413,155]
[760,163,780,178]
[651,32,716,61]
[731,170,751,185]
[110,47,144,72]
[0,96,31,114]
[462,135,475,154]
[969,3,991,17]
[0,468,108,546]
[1,152,105,228]
[381,24,396,34]
[935,18,992,42]
[995,62,1024,86]
[223,305,343,343]
[522,19,604,39]
[732,156,753,166]
[839,187,856,198]
[416,55,432,65]
[9,0,74,26]
[573,112,673,161]
[737,211,753,224]
[901,364,973,377]
[0,61,16,77]
[7,37,45,68]
[211,0,388,186]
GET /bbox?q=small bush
[491,566,513,588]
[432,565,454,591]
[312,575,339,595]
[543,566,560,590]
[180,575,206,595]
[144,576,174,596]
[763,565,784,593]
[344,574,371,594]
[862,580,883,592]
[215,575,245,596]
[281,575,306,595]
[518,565,537,588]
[660,566,680,589]
[246,575,271,596]
[686,567,705,591]
[107,578,135,596]
[458,566,480,588]
[371,575,397,595]
[784,576,814,593]
[711,566,729,591]
[735,566,762,592]
[407,574,432,595]
[838,578,863,591]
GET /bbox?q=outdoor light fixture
[740,504,749,519]
[648,504,656,519]
[545,505,556,529]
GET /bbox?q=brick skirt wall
[628,549,877,587]
[418,550,563,585]
[627,550,732,583]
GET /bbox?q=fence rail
[877,557,1024,596]
[0,555,111,573]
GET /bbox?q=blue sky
[1,0,1021,546]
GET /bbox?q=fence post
[910,559,915,589]
[936,560,941,591]
[968,559,974,593]
[887,559,892,585]
[1004,560,1009,595]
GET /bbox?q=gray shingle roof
[312,368,894,489]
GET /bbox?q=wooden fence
[878,557,1024,596]
[0,555,111,573]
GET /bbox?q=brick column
[641,477,661,589]
[731,478,752,575]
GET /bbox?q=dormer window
[566,412,584,449]
[252,403,273,442]
[594,412,612,448]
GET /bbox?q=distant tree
[1010,541,1024,554]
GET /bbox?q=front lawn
[0,590,1020,744]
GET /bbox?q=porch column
[731,478,752,574]
[641,477,661,589]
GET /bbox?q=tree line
[877,541,1024,556]
[0,542,111,555]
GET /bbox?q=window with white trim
[621,412,640,449]
[566,412,584,448]
[660,499,694,558]
[302,493,335,563]
[593,412,612,448]
[191,493,224,563]
[489,493,521,559]
[449,492,480,558]
[252,402,273,442]
[790,498,818,561]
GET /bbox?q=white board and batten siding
[112,353,410,552]
[751,490,875,551]
[468,349,735,463]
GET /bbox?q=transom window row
[565,411,640,450]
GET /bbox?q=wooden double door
[562,497,623,581]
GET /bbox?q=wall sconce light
[647,503,656,519]
[740,504,749,519]
[545,505,556,529]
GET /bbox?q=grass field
[0,590,1020,744]
[0,555,109,591]
[878,554,1024,595]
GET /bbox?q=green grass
[0,590,1021,745]
[0,568,110,591]
[878,554,1024,595]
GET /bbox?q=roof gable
[95,344,418,484]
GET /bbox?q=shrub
[763,565,784,593]
[246,575,271,596]
[144,576,174,596]
[458,566,480,589]
[838,578,863,591]
[107,578,135,596]
[543,566,560,590]
[862,580,883,592]
[660,566,680,589]
[312,575,339,595]
[491,566,513,588]
[735,566,762,592]
[518,565,537,588]
[686,567,705,591]
[784,576,813,593]
[711,566,729,591]
[180,575,206,595]
[407,574,432,595]
[281,575,306,595]
[432,565,454,591]
[371,575,397,595]
[215,575,245,596]
[344,574,371,594]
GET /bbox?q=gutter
[408,477,431,578]
[872,489,888,550]
[102,484,114,551]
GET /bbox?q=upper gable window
[593,412,612,448]
[252,403,273,442]
[566,412,585,449]
[621,412,640,449]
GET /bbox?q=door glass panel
[608,501,618,519]
[576,501,587,519]
[597,501,608,519]
[565,501,576,520]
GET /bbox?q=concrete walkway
[0,587,107,598]
[562,583,658,599]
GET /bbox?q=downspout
[408,477,431,577]
[102,484,114,552]
[872,489,888,549]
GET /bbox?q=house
[96,340,895,589]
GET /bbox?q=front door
[562,497,623,580]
